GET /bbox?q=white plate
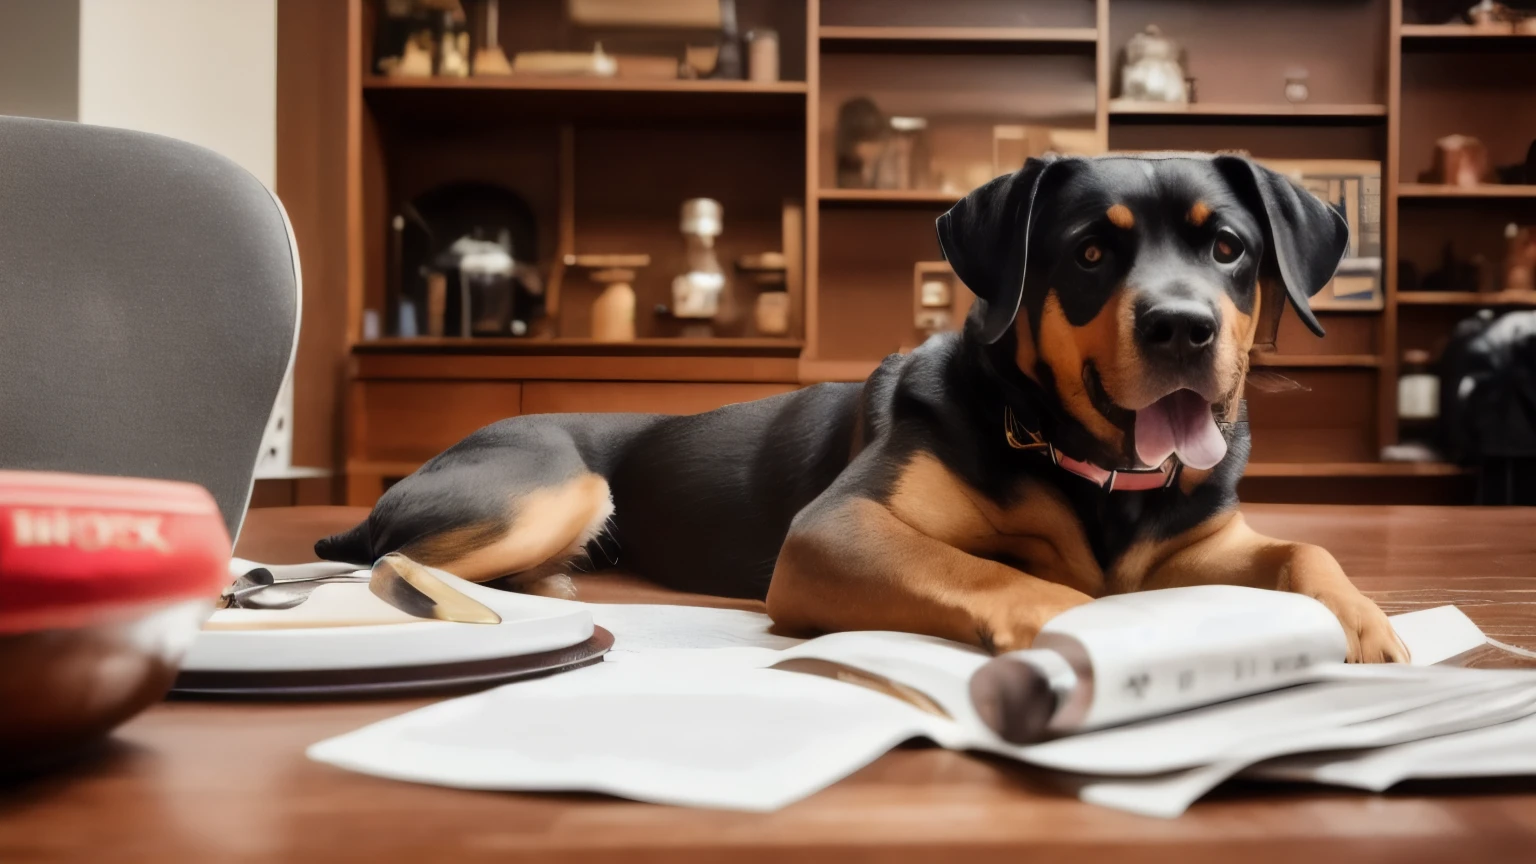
[181,567,592,672]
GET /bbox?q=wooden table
[4,505,1536,863]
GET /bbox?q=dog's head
[937,154,1348,471]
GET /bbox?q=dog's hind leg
[403,471,614,600]
[316,417,633,600]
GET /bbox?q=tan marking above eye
[1188,201,1212,226]
[1106,204,1135,229]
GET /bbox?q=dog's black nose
[1136,300,1218,361]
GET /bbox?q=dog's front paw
[974,584,1093,655]
[1318,589,1409,664]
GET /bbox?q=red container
[0,471,230,774]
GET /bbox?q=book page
[309,659,942,811]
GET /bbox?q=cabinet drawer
[354,381,521,461]
[520,382,796,415]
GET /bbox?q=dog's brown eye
[1077,241,1104,268]
[1213,230,1244,265]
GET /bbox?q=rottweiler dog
[318,153,1407,663]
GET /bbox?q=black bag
[1439,310,1536,504]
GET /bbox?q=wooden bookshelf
[271,0,1516,505]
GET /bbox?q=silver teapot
[1120,25,1188,104]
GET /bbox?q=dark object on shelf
[1420,241,1487,293]
[1422,134,1491,188]
[1439,309,1536,503]
[1399,259,1421,293]
[1493,139,1536,185]
[709,0,743,80]
[398,182,542,338]
[835,97,888,189]
[435,237,518,337]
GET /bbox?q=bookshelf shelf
[1398,183,1536,199]
[1400,24,1536,39]
[1243,462,1470,478]
[1397,292,1536,307]
[816,188,962,205]
[819,25,1098,47]
[1108,102,1389,123]
[1251,355,1382,369]
[363,77,809,94]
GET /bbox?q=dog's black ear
[936,156,1060,344]
[1215,155,1350,339]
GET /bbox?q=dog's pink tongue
[1135,390,1227,470]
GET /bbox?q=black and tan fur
[318,154,1407,663]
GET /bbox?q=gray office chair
[0,116,299,541]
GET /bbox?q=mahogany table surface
[4,505,1536,864]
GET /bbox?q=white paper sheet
[1248,709,1536,791]
[590,604,804,654]
[308,660,937,811]
[1390,605,1488,666]
[306,601,1508,817]
[1073,676,1536,818]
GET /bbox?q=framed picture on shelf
[1311,257,1384,312]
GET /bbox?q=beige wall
[77,0,276,188]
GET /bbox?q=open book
[307,582,1536,817]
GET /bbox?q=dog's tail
[314,518,374,565]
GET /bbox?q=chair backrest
[0,116,299,541]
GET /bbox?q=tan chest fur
[885,453,1199,597]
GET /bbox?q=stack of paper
[307,599,1536,817]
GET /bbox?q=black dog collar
[1003,406,1180,492]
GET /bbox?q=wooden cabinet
[273,0,1527,507]
[344,342,801,505]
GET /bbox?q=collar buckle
[1004,407,1180,493]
